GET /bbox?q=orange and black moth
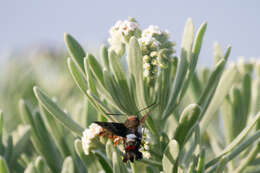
[95,103,156,163]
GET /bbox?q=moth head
[125,115,140,129]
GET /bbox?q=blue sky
[1,0,260,65]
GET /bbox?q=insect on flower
[94,102,157,163]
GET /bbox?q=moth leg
[123,154,128,163]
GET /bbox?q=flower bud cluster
[237,57,254,74]
[108,18,141,55]
[108,18,175,79]
[139,25,175,78]
[81,123,103,155]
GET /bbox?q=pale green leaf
[33,86,84,136]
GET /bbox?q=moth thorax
[125,116,139,129]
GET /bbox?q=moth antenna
[106,101,157,116]
[140,102,158,124]
[135,101,157,115]
[106,113,125,116]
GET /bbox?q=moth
[95,103,156,163]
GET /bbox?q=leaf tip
[33,86,39,95]
[64,32,70,40]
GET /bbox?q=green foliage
[0,18,260,173]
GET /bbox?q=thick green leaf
[4,135,13,164]
[112,150,127,173]
[252,79,260,116]
[20,101,61,172]
[61,156,74,173]
[130,162,137,173]
[178,22,207,103]
[108,51,127,84]
[67,58,88,95]
[213,42,223,65]
[162,139,179,173]
[127,37,143,81]
[19,100,45,152]
[84,56,100,97]
[33,86,84,136]
[109,50,139,114]
[74,139,104,173]
[39,105,71,157]
[221,96,234,144]
[106,140,114,162]
[163,18,194,118]
[33,112,62,172]
[182,18,194,64]
[87,53,105,86]
[0,111,3,153]
[200,65,239,132]
[24,162,38,173]
[206,113,260,169]
[174,104,201,147]
[234,144,260,173]
[103,69,129,113]
[187,156,197,173]
[215,157,227,173]
[182,125,200,166]
[198,47,231,119]
[139,159,162,168]
[35,156,50,173]
[19,100,37,134]
[207,130,260,172]
[127,37,146,110]
[242,73,251,119]
[197,148,205,173]
[84,57,121,112]
[0,111,2,139]
[100,44,110,70]
[87,90,118,122]
[197,59,225,108]
[0,156,10,173]
[230,87,247,140]
[64,33,86,72]
[93,150,112,173]
[10,125,31,165]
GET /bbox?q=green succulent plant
[0,18,260,173]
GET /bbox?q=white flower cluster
[233,57,255,74]
[112,20,139,36]
[142,150,151,159]
[81,123,103,155]
[108,19,140,54]
[107,18,175,80]
[140,128,152,159]
[138,25,174,79]
[138,25,165,49]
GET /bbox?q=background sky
[1,0,260,65]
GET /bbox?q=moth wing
[94,122,128,137]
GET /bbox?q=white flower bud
[143,63,151,70]
[143,70,150,77]
[142,25,162,37]
[142,151,151,159]
[81,123,103,155]
[143,55,150,62]
[151,59,157,65]
[144,144,150,150]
